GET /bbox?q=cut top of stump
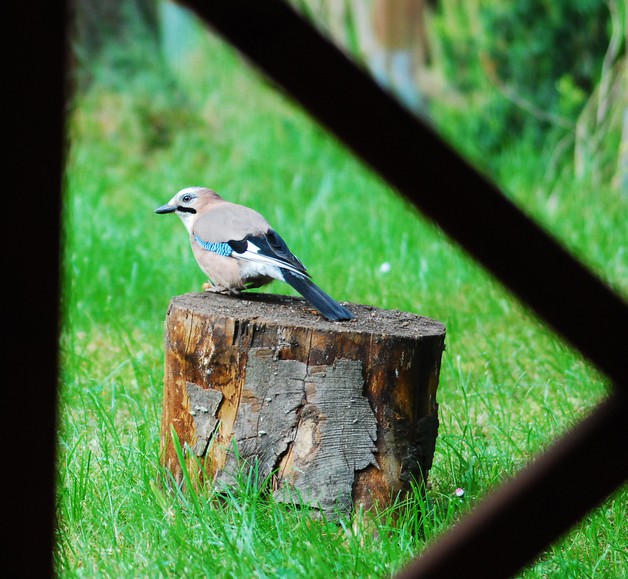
[167,292,445,340]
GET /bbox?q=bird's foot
[203,282,241,296]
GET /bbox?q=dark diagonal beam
[183,0,627,388]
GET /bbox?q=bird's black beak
[155,203,177,214]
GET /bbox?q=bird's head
[155,187,223,230]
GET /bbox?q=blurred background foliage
[286,0,626,191]
[71,0,627,194]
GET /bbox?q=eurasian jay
[155,187,354,321]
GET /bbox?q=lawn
[56,9,627,577]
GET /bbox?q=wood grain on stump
[160,291,445,518]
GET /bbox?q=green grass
[57,12,627,578]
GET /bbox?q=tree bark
[160,291,445,518]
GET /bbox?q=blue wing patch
[194,235,233,257]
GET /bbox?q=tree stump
[160,291,445,518]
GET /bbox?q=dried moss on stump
[160,292,445,518]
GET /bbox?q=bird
[155,187,354,321]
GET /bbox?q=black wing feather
[228,229,353,321]
[230,229,309,276]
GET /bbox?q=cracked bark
[160,291,445,517]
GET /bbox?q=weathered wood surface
[160,291,445,517]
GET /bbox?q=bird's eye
[181,194,193,203]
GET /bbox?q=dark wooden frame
[8,1,625,577]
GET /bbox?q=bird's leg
[202,281,241,296]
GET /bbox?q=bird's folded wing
[229,231,310,278]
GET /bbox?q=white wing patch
[234,240,307,277]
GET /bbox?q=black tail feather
[282,270,354,321]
